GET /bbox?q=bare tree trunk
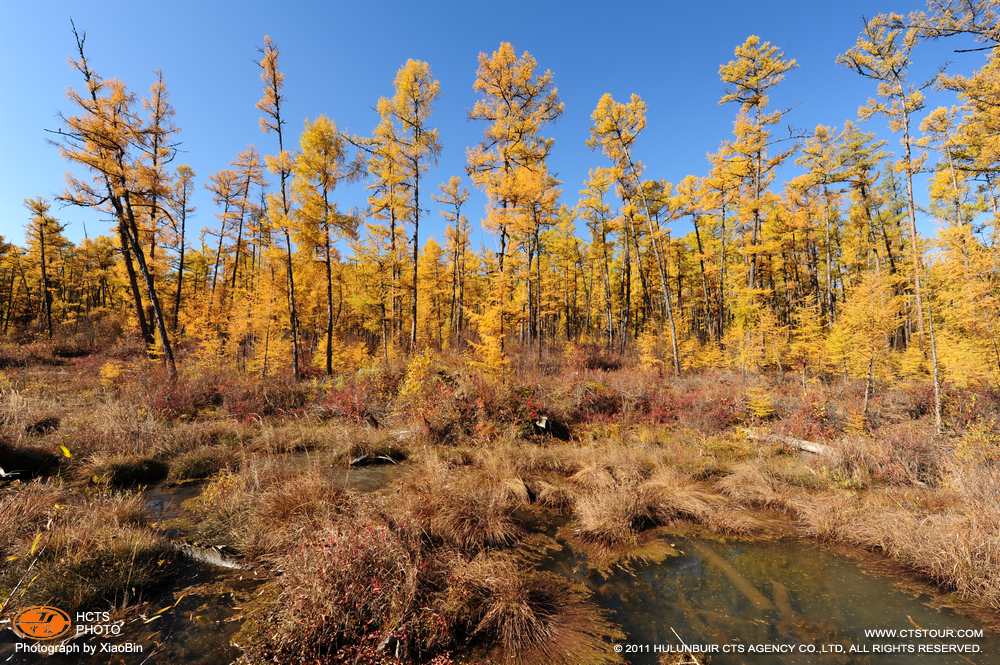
[718,203,727,340]
[900,99,943,434]
[535,223,542,362]
[601,221,614,351]
[210,199,229,300]
[862,355,875,428]
[457,232,466,341]
[620,214,631,354]
[822,186,835,324]
[120,222,152,344]
[622,143,681,373]
[120,190,176,380]
[390,200,401,344]
[323,192,334,376]
[38,219,53,338]
[448,244,458,341]
[230,173,252,293]
[281,230,301,379]
[172,193,187,332]
[410,161,420,350]
[692,214,711,339]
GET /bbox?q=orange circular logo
[12,606,72,641]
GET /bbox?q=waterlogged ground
[546,536,1000,665]
[4,458,999,664]
[0,459,405,665]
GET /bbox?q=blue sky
[0,0,981,250]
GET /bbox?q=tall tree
[467,42,563,362]
[588,92,681,373]
[257,35,302,378]
[293,115,359,375]
[839,15,943,432]
[384,60,441,349]
[435,176,471,343]
[578,168,617,350]
[23,198,64,338]
[57,22,177,378]
[719,35,798,293]
[168,165,195,332]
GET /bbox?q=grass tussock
[83,454,169,488]
[238,510,622,665]
[184,458,353,559]
[397,457,523,553]
[1,491,179,609]
[564,444,767,550]
[442,553,624,665]
[168,445,240,481]
[236,508,420,664]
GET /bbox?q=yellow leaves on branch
[719,35,797,112]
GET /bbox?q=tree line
[2,2,999,433]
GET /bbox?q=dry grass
[442,553,624,665]
[567,447,755,546]
[236,508,421,664]
[397,457,523,553]
[183,458,353,559]
[0,480,64,557]
[795,472,1000,610]
[1,491,178,609]
[168,445,239,481]
[57,399,170,458]
[716,462,786,508]
[573,488,647,546]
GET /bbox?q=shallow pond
[546,536,1000,664]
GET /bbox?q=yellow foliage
[955,420,1000,464]
[332,341,371,375]
[687,342,727,370]
[746,386,775,420]
[469,299,508,376]
[398,348,434,403]
[99,361,123,389]
[896,343,927,380]
[637,330,663,372]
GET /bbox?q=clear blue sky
[0,0,981,250]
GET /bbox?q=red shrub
[147,371,222,419]
[643,373,744,432]
[220,374,312,421]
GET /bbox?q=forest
[1,1,1000,664]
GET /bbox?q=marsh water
[546,536,1000,664]
[5,462,999,663]
[143,457,402,522]
[0,458,405,665]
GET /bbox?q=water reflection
[547,537,1000,664]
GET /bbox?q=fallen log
[349,454,401,467]
[689,541,773,611]
[173,542,243,570]
[744,429,833,456]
